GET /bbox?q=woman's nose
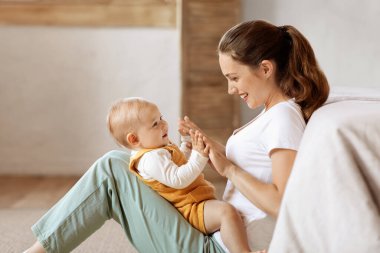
[228,84,238,95]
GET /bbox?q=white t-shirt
[214,99,305,251]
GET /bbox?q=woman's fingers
[203,136,218,151]
[178,120,190,135]
[184,116,203,133]
[204,144,210,154]
[190,129,196,143]
[202,136,210,146]
[178,118,200,136]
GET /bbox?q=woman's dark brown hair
[218,20,329,121]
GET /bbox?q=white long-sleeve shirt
[131,139,208,189]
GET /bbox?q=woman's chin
[247,102,259,109]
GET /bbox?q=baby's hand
[190,130,209,157]
[180,135,192,149]
[178,118,192,149]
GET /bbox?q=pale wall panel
[241,0,380,124]
[242,0,380,89]
[0,26,180,175]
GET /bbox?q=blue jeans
[31,150,225,253]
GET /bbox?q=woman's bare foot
[24,241,46,253]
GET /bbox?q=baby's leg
[204,200,252,253]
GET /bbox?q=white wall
[2,1,379,174]
[0,26,180,175]
[241,0,380,123]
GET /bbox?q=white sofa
[269,86,380,252]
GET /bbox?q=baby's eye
[153,122,158,127]
[230,77,239,82]
[160,115,164,120]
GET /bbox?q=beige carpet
[0,208,137,253]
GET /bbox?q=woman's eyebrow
[225,73,237,77]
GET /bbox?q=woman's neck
[264,89,289,110]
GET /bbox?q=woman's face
[218,53,277,109]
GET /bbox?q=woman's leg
[246,216,276,251]
[28,150,225,253]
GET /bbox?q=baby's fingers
[189,129,194,137]
[190,129,197,144]
[196,132,205,148]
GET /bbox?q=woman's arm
[208,147,297,217]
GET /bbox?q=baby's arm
[180,135,192,159]
[138,148,208,189]
[178,117,192,158]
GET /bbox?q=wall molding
[0,0,176,27]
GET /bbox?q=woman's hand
[178,116,204,136]
[179,116,225,154]
[208,146,236,178]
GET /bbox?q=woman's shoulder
[266,100,305,125]
[260,100,306,152]
[267,99,301,114]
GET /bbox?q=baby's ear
[126,133,139,147]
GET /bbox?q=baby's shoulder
[141,148,171,160]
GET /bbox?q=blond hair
[107,97,155,148]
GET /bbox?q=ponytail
[281,26,329,121]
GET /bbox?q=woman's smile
[240,92,248,102]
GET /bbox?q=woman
[26,20,329,253]
[179,20,329,251]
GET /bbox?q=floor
[0,174,226,209]
[0,175,226,252]
[0,175,79,209]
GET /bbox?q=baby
[107,97,253,253]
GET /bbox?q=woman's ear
[126,133,139,147]
[260,60,274,79]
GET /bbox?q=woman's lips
[240,93,248,102]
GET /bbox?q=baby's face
[135,105,169,149]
